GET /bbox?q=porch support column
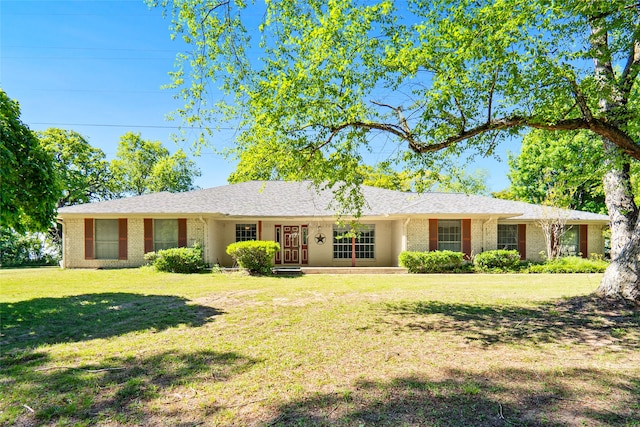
[351,236,356,267]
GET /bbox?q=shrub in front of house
[527,256,609,274]
[226,240,280,275]
[473,249,521,273]
[144,245,205,274]
[399,250,465,273]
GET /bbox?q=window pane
[497,224,519,251]
[333,225,375,259]
[560,226,579,256]
[154,219,178,251]
[236,224,257,242]
[438,220,461,252]
[95,219,119,259]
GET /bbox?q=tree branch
[487,67,499,125]
[429,116,640,160]
[619,31,640,100]
[371,101,411,134]
[567,77,594,122]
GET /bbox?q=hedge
[399,250,465,273]
[473,250,521,272]
[528,256,608,273]
[226,240,280,275]
[144,245,205,274]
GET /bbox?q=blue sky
[1,0,516,192]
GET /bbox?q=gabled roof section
[57,180,609,222]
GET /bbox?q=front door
[275,224,308,265]
[283,225,300,264]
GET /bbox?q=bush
[474,250,521,273]
[528,256,609,274]
[399,250,465,273]
[0,228,60,267]
[226,240,280,275]
[145,245,205,274]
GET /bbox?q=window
[497,224,519,251]
[154,219,178,251]
[236,224,257,242]
[95,219,119,259]
[438,220,461,252]
[333,225,375,259]
[560,226,579,256]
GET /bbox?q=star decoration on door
[315,233,326,245]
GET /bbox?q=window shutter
[274,225,282,264]
[518,224,527,260]
[579,224,588,258]
[429,219,438,251]
[118,218,128,260]
[84,218,94,260]
[178,218,187,247]
[462,219,471,258]
[144,219,153,253]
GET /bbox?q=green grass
[1,268,639,426]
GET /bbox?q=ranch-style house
[56,180,610,269]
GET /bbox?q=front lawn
[1,268,638,426]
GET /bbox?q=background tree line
[1,89,200,266]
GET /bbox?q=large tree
[513,132,609,214]
[150,0,640,302]
[0,90,58,232]
[507,130,640,214]
[38,128,113,208]
[110,132,200,196]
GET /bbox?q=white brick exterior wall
[471,219,483,257]
[61,215,606,268]
[407,219,429,252]
[62,217,203,268]
[482,218,498,252]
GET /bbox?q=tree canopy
[110,132,201,196]
[150,0,640,301]
[38,128,113,208]
[507,130,640,214]
[0,90,58,232]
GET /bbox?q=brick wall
[62,217,203,268]
[406,219,429,252]
[471,219,484,256]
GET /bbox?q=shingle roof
[57,180,609,222]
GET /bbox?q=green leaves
[150,0,639,216]
[508,129,640,213]
[38,128,112,208]
[1,90,58,232]
[110,132,200,196]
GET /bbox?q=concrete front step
[300,267,408,274]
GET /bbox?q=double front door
[275,224,308,265]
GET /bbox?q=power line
[30,122,237,130]
[2,46,178,53]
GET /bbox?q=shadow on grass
[4,349,257,426]
[381,295,640,348]
[264,368,640,426]
[1,293,222,352]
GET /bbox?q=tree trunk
[596,143,640,303]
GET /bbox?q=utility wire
[30,122,237,130]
